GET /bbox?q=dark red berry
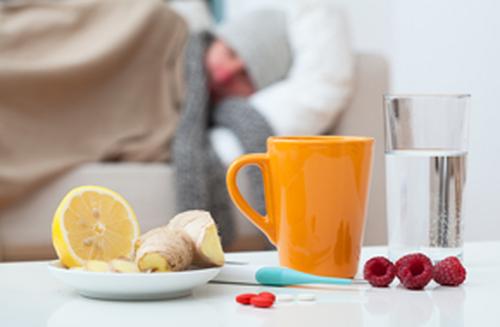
[395,253,433,290]
[250,296,274,308]
[258,291,276,302]
[433,256,466,286]
[363,256,396,287]
[236,293,257,305]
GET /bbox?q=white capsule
[276,294,294,302]
[297,293,316,301]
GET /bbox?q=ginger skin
[135,228,194,272]
[168,210,225,267]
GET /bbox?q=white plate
[48,261,221,300]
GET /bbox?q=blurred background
[0,0,499,261]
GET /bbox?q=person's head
[205,9,292,100]
[205,38,254,99]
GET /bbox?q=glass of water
[384,94,470,261]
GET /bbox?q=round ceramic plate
[48,261,221,300]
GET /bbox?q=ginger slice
[84,260,111,272]
[168,210,225,267]
[110,259,140,273]
[135,227,193,272]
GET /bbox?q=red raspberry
[363,256,396,287]
[395,253,433,290]
[433,256,466,286]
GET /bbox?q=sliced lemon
[52,186,140,268]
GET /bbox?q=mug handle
[226,153,276,244]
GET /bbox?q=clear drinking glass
[384,94,470,261]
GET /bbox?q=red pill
[250,296,274,308]
[235,293,257,305]
[258,292,276,302]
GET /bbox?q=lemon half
[52,186,140,268]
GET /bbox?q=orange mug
[226,136,374,278]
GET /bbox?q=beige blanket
[0,0,188,208]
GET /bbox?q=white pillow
[209,127,244,166]
[251,2,354,136]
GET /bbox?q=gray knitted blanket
[172,32,273,247]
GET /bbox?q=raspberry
[395,253,433,290]
[433,256,466,286]
[363,256,396,287]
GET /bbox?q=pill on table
[297,293,316,301]
[258,291,276,302]
[235,293,257,305]
[250,296,274,308]
[276,294,294,302]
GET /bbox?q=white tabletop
[1,241,499,327]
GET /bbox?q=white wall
[331,0,500,243]
[332,0,500,242]
[390,0,500,241]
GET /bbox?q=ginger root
[84,260,111,272]
[168,210,225,267]
[73,259,139,273]
[110,259,140,273]
[134,210,225,272]
[135,228,193,272]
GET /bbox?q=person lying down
[173,9,293,247]
[0,0,291,248]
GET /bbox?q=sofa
[0,0,389,261]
